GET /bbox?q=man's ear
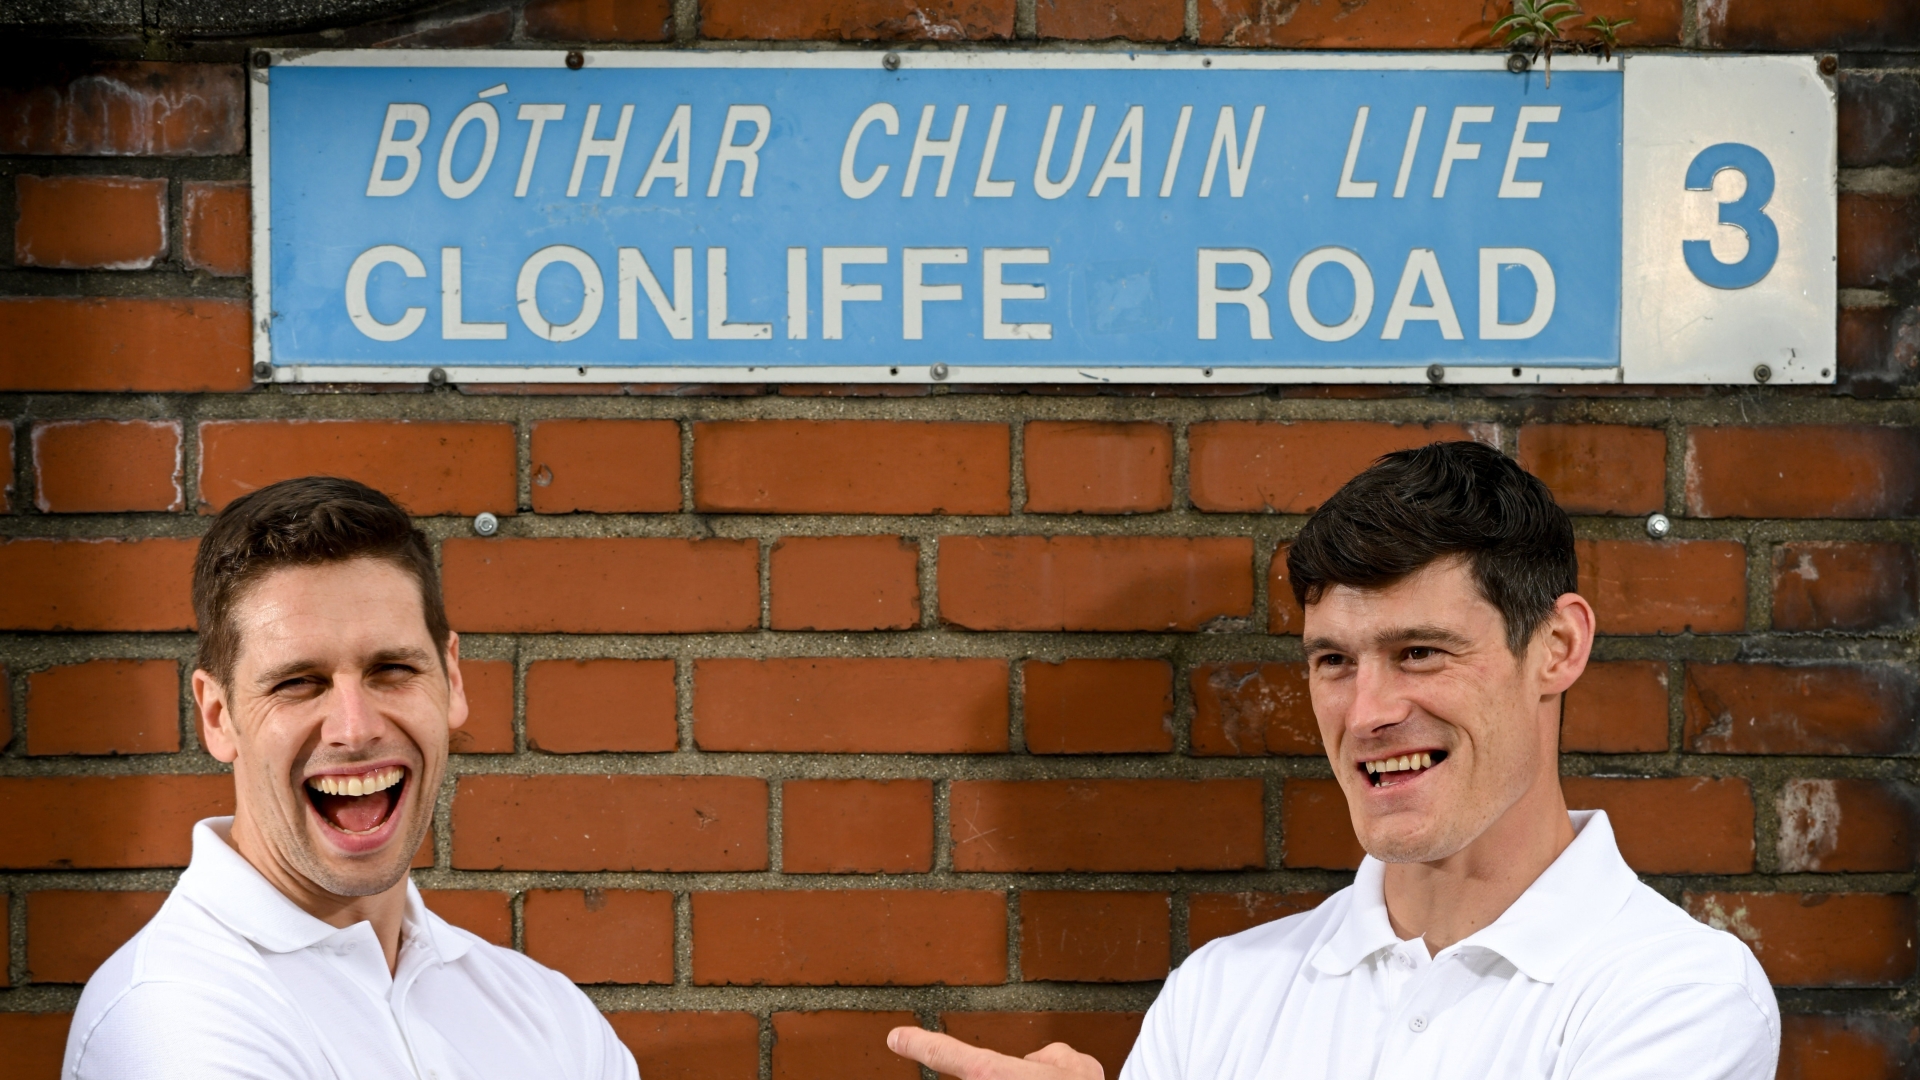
[443,631,468,732]
[1536,592,1596,698]
[193,669,240,764]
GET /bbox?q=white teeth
[1421,752,1432,769]
[1365,753,1439,777]
[308,767,405,797]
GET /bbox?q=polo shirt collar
[1311,809,1639,983]
[177,817,469,964]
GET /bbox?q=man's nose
[1346,659,1412,737]
[321,677,387,749]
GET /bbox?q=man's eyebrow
[254,647,438,689]
[1372,625,1474,649]
[1302,636,1346,654]
[255,658,324,689]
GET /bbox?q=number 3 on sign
[1682,143,1780,290]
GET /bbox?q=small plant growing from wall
[1493,1,1636,86]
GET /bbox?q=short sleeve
[1564,981,1778,1080]
[68,982,317,1080]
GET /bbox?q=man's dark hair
[1286,441,1577,653]
[193,476,448,685]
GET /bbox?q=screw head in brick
[566,50,585,70]
[1819,55,1837,76]
[472,512,500,537]
[1426,363,1445,384]
[1644,512,1672,540]
[252,360,273,382]
[428,367,449,386]
[930,362,949,381]
[1507,53,1531,74]
[1752,363,1772,383]
[883,53,901,71]
[253,52,270,69]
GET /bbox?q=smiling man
[64,477,637,1080]
[890,441,1778,1080]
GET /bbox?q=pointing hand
[886,1027,1104,1080]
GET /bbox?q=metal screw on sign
[883,53,901,71]
[1752,364,1772,384]
[1645,513,1672,540]
[254,52,271,69]
[472,512,500,537]
[428,367,449,386]
[1819,56,1837,76]
[930,362,949,381]
[565,51,584,70]
[253,361,273,382]
[1427,364,1445,384]
[1506,53,1530,74]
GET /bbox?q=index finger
[887,1027,1016,1080]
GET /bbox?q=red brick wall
[1,6,1916,1080]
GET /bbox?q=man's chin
[1356,818,1473,864]
[298,812,424,898]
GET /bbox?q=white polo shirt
[65,818,638,1080]
[1122,810,1778,1080]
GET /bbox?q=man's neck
[228,814,410,974]
[1380,772,1576,954]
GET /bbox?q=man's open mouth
[1362,751,1448,787]
[305,766,407,834]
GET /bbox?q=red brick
[1023,421,1173,514]
[782,779,933,874]
[1282,778,1363,870]
[1778,1013,1918,1080]
[1683,663,1918,756]
[1199,0,1486,45]
[1772,541,1918,631]
[199,420,516,517]
[525,659,677,753]
[773,1011,918,1080]
[1840,72,1920,170]
[1561,777,1753,874]
[0,538,196,632]
[1562,660,1669,753]
[449,659,514,754]
[693,891,1006,985]
[1516,424,1666,516]
[1705,0,1920,51]
[1036,0,1180,40]
[1188,892,1327,950]
[1685,892,1916,987]
[26,659,179,756]
[1022,659,1172,754]
[182,181,248,277]
[0,1013,71,1080]
[1021,892,1169,982]
[606,1012,761,1080]
[1835,304,1919,398]
[0,297,250,392]
[0,776,232,869]
[524,889,673,984]
[1575,539,1747,634]
[769,536,921,631]
[0,62,243,156]
[1188,421,1479,512]
[530,419,681,513]
[940,536,1253,631]
[26,890,166,983]
[950,780,1264,872]
[442,537,759,633]
[1687,425,1920,519]
[702,0,1013,40]
[452,775,767,871]
[524,0,673,41]
[1776,779,1919,873]
[32,420,182,513]
[14,175,166,270]
[1267,541,1304,633]
[940,1013,1143,1080]
[695,658,1007,753]
[419,890,511,946]
[1190,662,1319,756]
[694,420,1009,514]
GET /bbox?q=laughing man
[65,477,637,1079]
[889,441,1778,1080]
